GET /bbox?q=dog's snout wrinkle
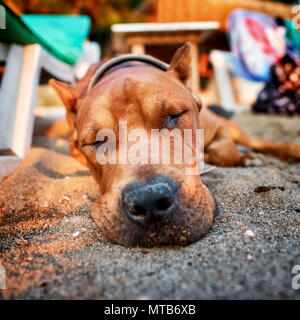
[121,175,178,225]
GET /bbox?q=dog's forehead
[80,67,193,117]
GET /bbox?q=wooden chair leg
[0,44,24,151]
[0,43,42,179]
[190,41,200,93]
[0,44,25,180]
[74,41,101,79]
[13,44,42,158]
[131,43,145,55]
[210,50,237,111]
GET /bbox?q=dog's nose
[121,175,179,225]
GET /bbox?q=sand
[0,112,299,299]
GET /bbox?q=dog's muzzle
[121,175,179,226]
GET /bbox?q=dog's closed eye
[82,137,108,150]
[91,140,106,149]
[165,110,189,128]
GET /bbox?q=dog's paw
[240,152,260,167]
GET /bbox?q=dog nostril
[156,197,174,211]
[131,205,147,217]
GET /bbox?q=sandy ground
[0,112,299,299]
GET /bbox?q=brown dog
[50,43,300,246]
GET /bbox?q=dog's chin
[91,187,216,247]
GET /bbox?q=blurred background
[2,0,299,110]
[0,0,299,168]
[7,0,297,53]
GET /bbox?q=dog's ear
[49,63,103,166]
[49,62,103,114]
[49,79,87,164]
[49,79,81,114]
[167,43,192,88]
[192,92,203,112]
[49,79,81,146]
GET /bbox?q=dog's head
[50,43,216,246]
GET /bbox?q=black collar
[87,54,169,92]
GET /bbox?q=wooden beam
[126,33,204,45]
[111,22,220,33]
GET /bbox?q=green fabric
[284,19,300,51]
[0,1,91,65]
[21,15,91,65]
[0,2,39,46]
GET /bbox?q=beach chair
[0,1,100,180]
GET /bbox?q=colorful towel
[228,9,299,82]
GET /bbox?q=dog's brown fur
[50,43,300,246]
